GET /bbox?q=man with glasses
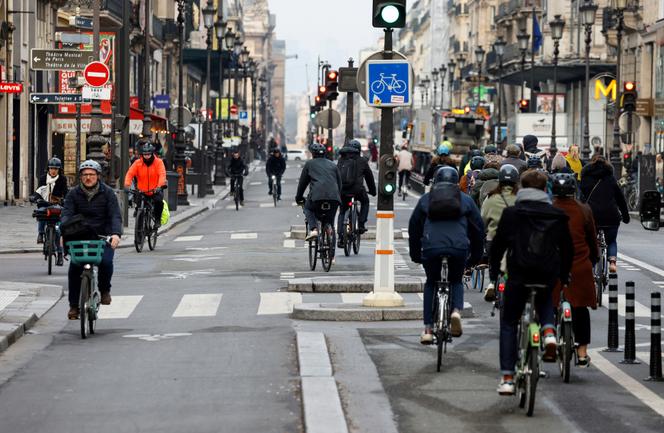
[61,160,122,320]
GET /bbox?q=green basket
[66,240,106,266]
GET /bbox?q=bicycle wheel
[46,225,54,275]
[393,79,407,94]
[352,206,361,255]
[321,224,333,272]
[134,209,145,253]
[343,222,352,257]
[371,80,386,94]
[79,275,90,339]
[273,180,278,207]
[559,322,572,383]
[308,238,318,271]
[525,346,539,416]
[436,292,449,372]
[147,214,158,251]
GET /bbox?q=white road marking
[160,269,215,280]
[98,295,143,319]
[230,232,258,240]
[171,255,223,262]
[123,333,192,342]
[280,272,296,281]
[174,235,203,242]
[283,231,291,237]
[257,292,302,315]
[172,294,223,317]
[186,247,227,251]
[249,181,262,186]
[619,253,664,278]
[283,239,297,248]
[589,349,664,416]
[341,293,366,303]
[259,203,274,208]
[601,293,654,318]
[0,290,20,311]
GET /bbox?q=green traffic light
[384,183,395,194]
[380,5,400,24]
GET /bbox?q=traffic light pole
[363,28,404,308]
[344,58,354,145]
[327,100,333,157]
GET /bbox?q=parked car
[287,149,310,161]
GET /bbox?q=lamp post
[419,81,426,107]
[439,65,447,110]
[447,61,456,109]
[86,1,107,167]
[611,0,627,175]
[223,28,236,139]
[201,4,216,197]
[233,38,243,137]
[214,18,226,185]
[240,47,250,157]
[549,15,565,157]
[248,61,258,157]
[494,36,507,145]
[474,46,485,106]
[517,31,530,102]
[580,0,598,162]
[422,76,431,106]
[175,0,188,205]
[456,54,466,107]
[431,68,439,110]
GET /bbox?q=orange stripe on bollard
[376,212,394,219]
[376,249,394,255]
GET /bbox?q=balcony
[494,0,542,25]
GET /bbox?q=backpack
[428,183,462,221]
[509,213,559,276]
[338,157,359,190]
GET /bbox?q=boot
[56,252,64,266]
[37,233,44,244]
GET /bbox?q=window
[36,0,47,22]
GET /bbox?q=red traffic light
[319,85,326,93]
[624,81,636,92]
[624,153,630,159]
[315,95,321,103]
[326,146,333,152]
[327,71,338,81]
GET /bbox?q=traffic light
[317,85,327,108]
[622,81,638,112]
[372,1,406,28]
[378,154,397,195]
[518,99,530,113]
[623,152,633,171]
[325,70,339,101]
[309,106,317,119]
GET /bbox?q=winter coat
[337,148,377,196]
[481,186,517,240]
[579,162,629,228]
[423,156,457,186]
[501,157,528,174]
[295,157,342,203]
[124,157,167,195]
[61,182,123,238]
[397,149,414,171]
[408,190,484,264]
[553,197,599,309]
[227,157,248,177]
[472,168,499,204]
[266,155,286,176]
[38,173,68,204]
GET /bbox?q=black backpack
[338,157,359,190]
[428,183,462,220]
[508,213,559,276]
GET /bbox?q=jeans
[398,170,411,190]
[337,191,369,237]
[422,254,465,327]
[68,245,114,307]
[268,175,282,197]
[231,176,244,202]
[600,225,619,259]
[38,221,62,253]
[499,281,555,375]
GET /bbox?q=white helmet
[79,159,102,174]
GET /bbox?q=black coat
[227,157,248,176]
[61,182,123,238]
[38,173,68,203]
[295,157,342,203]
[579,162,629,228]
[266,155,286,176]
[337,148,377,196]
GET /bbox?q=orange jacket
[124,157,166,194]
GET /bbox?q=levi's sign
[31,49,93,71]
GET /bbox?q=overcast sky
[268,0,384,97]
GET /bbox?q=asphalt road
[0,161,663,433]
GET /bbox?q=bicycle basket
[66,240,106,266]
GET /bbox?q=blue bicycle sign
[366,60,412,107]
[371,73,407,95]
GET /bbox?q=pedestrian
[501,145,528,173]
[396,143,414,195]
[579,154,630,273]
[550,153,572,174]
[565,145,583,180]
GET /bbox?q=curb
[0,281,63,353]
[287,277,425,293]
[291,302,474,321]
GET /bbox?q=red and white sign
[82,85,112,100]
[0,82,23,93]
[84,61,110,87]
[230,104,238,115]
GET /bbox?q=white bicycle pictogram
[371,73,407,95]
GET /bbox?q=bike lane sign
[366,60,412,107]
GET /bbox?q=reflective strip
[376,212,394,219]
[376,249,394,255]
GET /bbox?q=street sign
[153,94,170,110]
[69,16,93,30]
[619,111,641,134]
[338,67,359,93]
[30,93,87,104]
[230,104,238,115]
[169,106,193,127]
[82,85,111,100]
[0,82,23,93]
[56,32,92,45]
[84,62,110,87]
[31,49,93,71]
[366,60,412,107]
[239,111,249,125]
[357,51,410,105]
[314,109,341,129]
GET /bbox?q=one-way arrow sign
[30,49,93,71]
[30,93,88,104]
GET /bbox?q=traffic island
[291,301,474,321]
[286,276,425,293]
[289,225,408,241]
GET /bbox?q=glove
[154,187,162,194]
[622,213,630,224]
[295,197,305,206]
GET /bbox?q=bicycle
[514,283,546,417]
[593,229,608,307]
[32,201,62,275]
[490,278,506,319]
[556,290,575,383]
[66,238,108,339]
[231,174,244,211]
[130,189,160,253]
[431,256,453,372]
[618,174,638,211]
[304,202,336,272]
[271,175,279,207]
[370,73,407,95]
[341,196,361,257]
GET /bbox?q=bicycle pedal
[539,371,549,379]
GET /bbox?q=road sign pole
[344,58,355,145]
[85,0,107,168]
[364,28,404,308]
[327,100,333,158]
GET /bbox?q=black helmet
[348,139,362,152]
[552,173,577,197]
[470,156,486,170]
[527,155,542,169]
[499,164,519,185]
[470,149,484,158]
[433,166,459,184]
[484,145,497,155]
[139,142,155,155]
[48,157,62,169]
[310,143,326,157]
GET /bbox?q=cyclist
[336,140,376,244]
[490,169,573,395]
[526,154,543,170]
[460,155,485,194]
[471,160,500,206]
[295,143,342,241]
[483,144,503,165]
[396,143,413,196]
[227,148,249,206]
[409,166,484,343]
[501,144,527,174]
[35,157,68,266]
[423,143,457,186]
[266,148,286,200]
[124,142,167,228]
[61,160,122,320]
[580,153,629,274]
[552,173,598,367]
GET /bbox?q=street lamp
[447,61,456,109]
[418,80,426,107]
[611,0,627,175]
[233,39,242,136]
[439,65,447,110]
[580,0,598,162]
[224,28,236,137]
[201,3,216,197]
[517,31,530,103]
[494,36,507,145]
[549,15,565,157]
[474,46,485,105]
[431,68,439,110]
[175,0,189,205]
[422,76,431,106]
[214,18,226,185]
[457,54,466,107]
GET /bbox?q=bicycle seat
[525,283,548,291]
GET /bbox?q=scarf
[516,187,552,205]
[565,154,582,180]
[44,174,59,202]
[82,182,100,202]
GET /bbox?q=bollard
[621,281,640,364]
[604,273,622,352]
[645,291,663,382]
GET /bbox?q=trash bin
[166,171,179,212]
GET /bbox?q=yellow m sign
[595,79,616,101]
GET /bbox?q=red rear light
[564,308,571,319]
[532,332,540,344]
[498,283,505,292]
[348,202,353,207]
[46,208,61,217]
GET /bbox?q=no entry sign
[84,62,110,87]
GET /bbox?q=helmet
[470,149,484,158]
[499,164,519,185]
[78,159,102,174]
[433,166,459,184]
[527,155,542,169]
[436,143,451,156]
[552,173,577,197]
[272,147,281,154]
[139,142,155,155]
[47,157,62,169]
[310,143,326,157]
[348,139,362,152]
[484,145,497,155]
[470,156,486,170]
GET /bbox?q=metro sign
[84,61,110,87]
[0,82,23,93]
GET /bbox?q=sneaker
[484,283,496,302]
[68,306,79,320]
[305,229,319,241]
[420,328,434,345]
[337,238,344,248]
[358,224,367,234]
[277,196,281,201]
[268,190,273,195]
[543,332,557,362]
[100,292,112,305]
[450,311,463,337]
[497,378,516,396]
[609,259,617,274]
[56,252,64,266]
[37,233,44,244]
[577,355,591,368]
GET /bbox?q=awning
[490,62,616,86]
[129,107,169,135]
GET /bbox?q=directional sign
[82,85,111,100]
[31,49,93,71]
[366,59,412,107]
[153,94,170,110]
[30,93,87,104]
[69,16,93,30]
[84,62,110,87]
[57,32,92,45]
[0,82,23,93]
